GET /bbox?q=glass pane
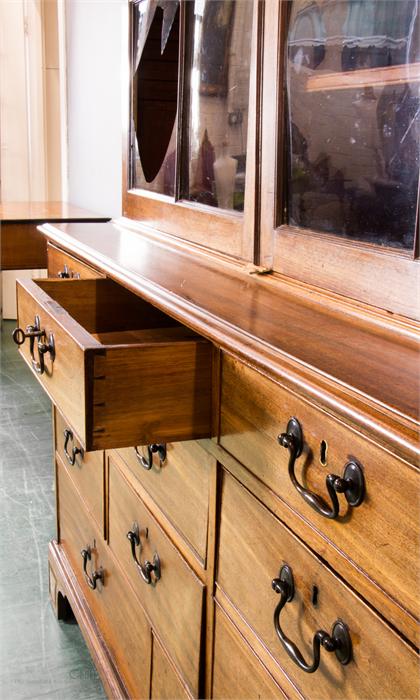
[130,0,180,195]
[184,0,253,212]
[286,0,420,250]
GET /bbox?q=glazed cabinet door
[123,0,261,260]
[260,0,420,319]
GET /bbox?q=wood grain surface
[219,354,420,643]
[107,455,205,696]
[56,455,152,698]
[47,243,105,279]
[1,201,108,270]
[39,222,420,464]
[212,604,291,700]
[216,471,419,700]
[16,277,212,450]
[54,407,105,535]
[151,635,193,700]
[116,441,213,566]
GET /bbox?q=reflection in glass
[130,0,180,195]
[286,0,420,250]
[185,0,253,212]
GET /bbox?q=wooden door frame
[259,1,420,321]
[121,0,262,262]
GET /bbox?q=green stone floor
[0,320,106,700]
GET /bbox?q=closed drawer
[118,441,213,565]
[220,354,419,639]
[47,242,105,279]
[15,277,212,450]
[108,455,204,697]
[54,407,104,533]
[217,471,419,700]
[151,635,192,700]
[212,604,289,700]
[57,454,152,699]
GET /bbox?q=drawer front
[15,277,212,450]
[217,471,419,700]
[47,243,104,279]
[220,354,419,630]
[212,605,289,700]
[151,636,192,700]
[55,408,104,533]
[57,454,152,699]
[16,279,92,442]
[108,456,204,696]
[118,441,213,564]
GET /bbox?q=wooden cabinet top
[40,220,420,464]
[0,201,109,223]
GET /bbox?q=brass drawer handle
[134,444,166,470]
[272,564,352,673]
[278,418,365,520]
[127,522,161,584]
[63,429,84,465]
[12,315,55,375]
[81,545,104,590]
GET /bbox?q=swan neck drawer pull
[134,444,167,470]
[63,429,84,465]
[272,564,352,673]
[278,417,365,519]
[127,522,161,584]
[81,545,104,590]
[12,315,55,375]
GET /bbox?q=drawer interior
[35,277,182,337]
[18,276,213,449]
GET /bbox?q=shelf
[306,61,420,92]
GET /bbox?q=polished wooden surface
[17,278,89,442]
[16,277,212,450]
[117,441,212,566]
[1,223,48,270]
[206,434,419,647]
[0,201,107,222]
[40,221,420,463]
[107,455,205,696]
[47,243,105,279]
[151,636,192,700]
[212,605,289,700]
[272,227,420,322]
[57,455,152,698]
[54,407,105,535]
[219,354,419,643]
[1,201,108,270]
[217,471,419,700]
[49,542,129,700]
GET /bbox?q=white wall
[66,0,123,218]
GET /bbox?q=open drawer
[14,277,212,450]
